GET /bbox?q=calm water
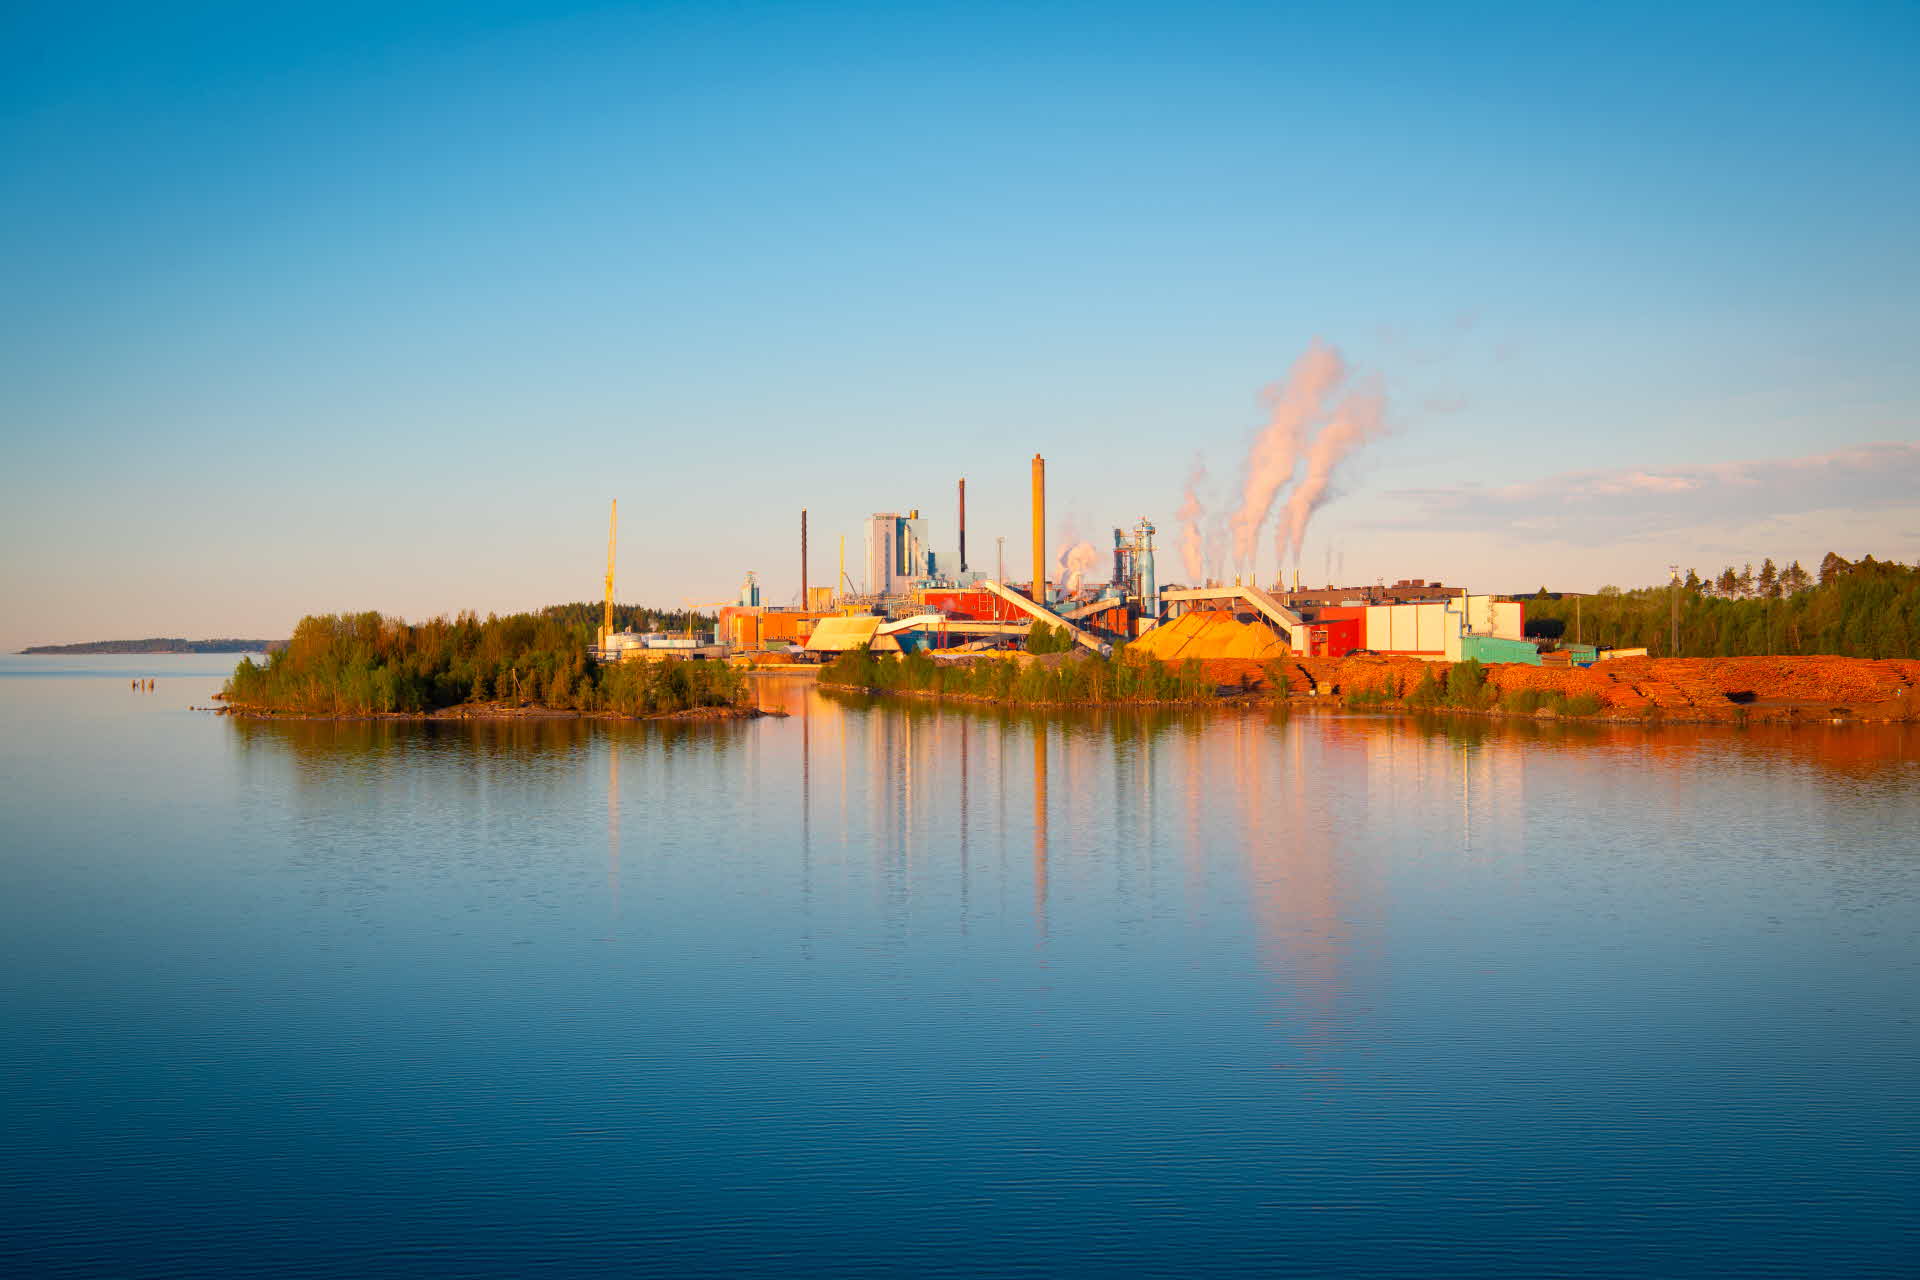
[2,655,1917,1277]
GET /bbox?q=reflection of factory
[591,452,1529,665]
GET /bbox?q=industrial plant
[590,452,1544,669]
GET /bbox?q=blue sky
[3,1,1916,645]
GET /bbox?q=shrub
[1261,659,1292,699]
[1445,659,1493,708]
[1502,688,1546,714]
[1407,665,1445,708]
[1025,622,1076,654]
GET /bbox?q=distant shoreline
[20,639,283,655]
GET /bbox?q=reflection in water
[1034,717,1048,940]
[229,688,1920,1035]
[223,691,1920,1091]
[801,690,812,950]
[607,744,619,913]
[959,715,970,932]
[7,668,1916,1278]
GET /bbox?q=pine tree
[1737,563,1755,598]
[1716,567,1738,597]
[1783,560,1811,594]
[1819,551,1851,585]
[1758,558,1779,599]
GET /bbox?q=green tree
[1025,622,1076,654]
[221,606,751,716]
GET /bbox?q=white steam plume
[1277,385,1386,568]
[1204,511,1228,585]
[1055,540,1099,592]
[1176,455,1207,583]
[1229,340,1344,574]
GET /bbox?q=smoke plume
[1204,511,1228,585]
[1055,540,1099,592]
[1176,455,1207,582]
[1277,384,1386,568]
[1228,340,1344,572]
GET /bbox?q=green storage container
[1460,635,1542,666]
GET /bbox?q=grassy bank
[820,648,1243,705]
[1342,659,1601,716]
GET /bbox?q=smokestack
[958,478,967,574]
[801,509,809,610]
[1030,454,1046,602]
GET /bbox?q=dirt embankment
[1191,654,1920,722]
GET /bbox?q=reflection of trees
[231,714,752,777]
[227,713,756,857]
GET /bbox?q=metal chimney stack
[801,509,809,609]
[1030,454,1046,602]
[958,479,967,574]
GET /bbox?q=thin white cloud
[1380,442,1920,538]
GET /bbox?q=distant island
[20,638,284,655]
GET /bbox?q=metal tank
[1134,519,1158,621]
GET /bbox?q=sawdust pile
[1131,611,1289,662]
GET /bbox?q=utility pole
[1669,564,1681,657]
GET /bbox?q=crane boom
[602,499,617,648]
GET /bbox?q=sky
[2,0,1916,646]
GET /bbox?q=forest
[1523,553,1919,658]
[222,604,744,715]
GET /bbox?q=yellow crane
[601,499,617,652]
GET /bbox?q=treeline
[1525,554,1919,658]
[822,648,1229,704]
[1025,622,1079,654]
[223,606,743,715]
[23,638,281,655]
